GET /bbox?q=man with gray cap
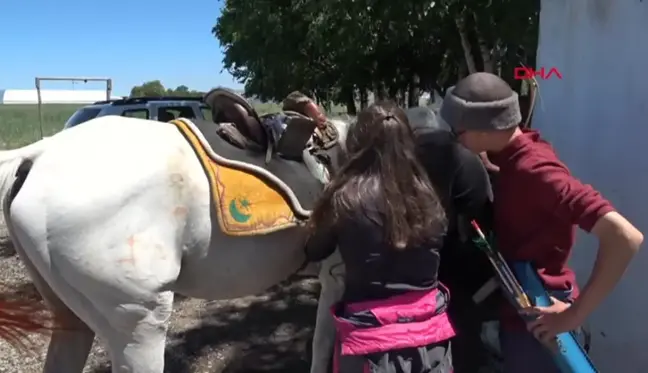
[440,72,643,372]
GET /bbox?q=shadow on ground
[0,235,16,258]
[93,275,320,373]
[0,228,320,372]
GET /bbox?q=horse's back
[57,115,187,154]
[15,115,207,221]
[40,115,196,177]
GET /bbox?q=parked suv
[63,96,212,130]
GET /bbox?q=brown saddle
[203,88,269,150]
[203,88,340,163]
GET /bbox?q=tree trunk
[388,84,399,102]
[408,74,421,107]
[478,40,493,72]
[458,60,468,79]
[343,88,357,116]
[473,14,494,73]
[359,89,369,109]
[395,88,405,107]
[456,14,477,74]
[375,83,387,101]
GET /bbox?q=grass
[0,105,82,149]
[0,103,350,150]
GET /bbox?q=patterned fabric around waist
[331,284,456,356]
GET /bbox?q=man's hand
[523,297,582,345]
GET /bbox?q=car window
[158,106,197,120]
[201,106,213,121]
[122,109,149,119]
[63,107,102,129]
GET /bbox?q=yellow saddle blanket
[171,119,300,236]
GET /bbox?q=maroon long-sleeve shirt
[489,130,615,330]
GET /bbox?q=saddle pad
[171,118,322,236]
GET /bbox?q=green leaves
[130,81,203,98]
[213,0,540,109]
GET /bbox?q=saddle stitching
[172,118,312,220]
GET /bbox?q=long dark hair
[309,101,446,249]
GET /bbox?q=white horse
[0,115,349,373]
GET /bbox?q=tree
[445,0,540,90]
[214,0,331,102]
[130,80,165,97]
[130,81,204,97]
[213,0,541,111]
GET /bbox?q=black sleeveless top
[334,202,443,303]
[305,111,493,303]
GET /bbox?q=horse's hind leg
[42,298,95,373]
[100,291,174,373]
[6,225,94,373]
[11,216,175,373]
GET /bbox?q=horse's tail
[0,138,54,351]
[0,286,52,350]
[0,138,50,205]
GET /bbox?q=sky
[0,0,242,96]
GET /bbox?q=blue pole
[511,262,598,373]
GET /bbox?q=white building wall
[0,89,121,104]
[534,1,648,371]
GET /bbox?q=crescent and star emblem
[229,198,252,223]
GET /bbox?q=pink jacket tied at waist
[331,285,456,356]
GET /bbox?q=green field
[0,103,348,150]
[0,104,82,149]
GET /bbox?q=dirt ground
[0,214,319,373]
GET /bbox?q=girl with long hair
[306,101,454,373]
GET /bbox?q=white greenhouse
[0,89,122,105]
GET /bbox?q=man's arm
[576,211,642,319]
[530,162,643,320]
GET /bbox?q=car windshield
[63,107,102,129]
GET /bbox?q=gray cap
[439,73,521,132]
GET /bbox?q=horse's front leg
[311,251,345,373]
